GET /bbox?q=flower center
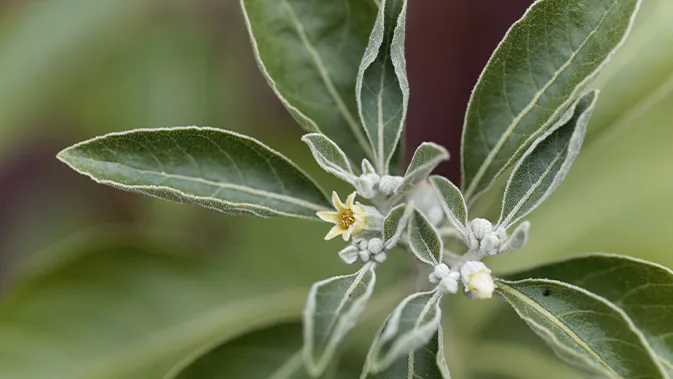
[339,210,356,229]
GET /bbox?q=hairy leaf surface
[430,176,469,243]
[508,253,673,375]
[407,209,443,266]
[302,133,357,184]
[303,263,377,376]
[396,143,449,196]
[362,327,450,379]
[498,91,598,230]
[497,279,667,378]
[461,0,641,202]
[356,0,409,174]
[369,290,443,372]
[241,0,377,162]
[57,127,330,220]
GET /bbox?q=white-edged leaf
[240,0,378,163]
[498,221,530,255]
[507,253,673,375]
[407,208,443,266]
[496,278,667,379]
[382,203,413,249]
[303,262,377,377]
[302,133,357,184]
[368,290,443,373]
[361,326,451,379]
[57,127,330,220]
[356,0,409,174]
[395,142,450,196]
[429,176,469,243]
[461,0,641,202]
[497,91,598,230]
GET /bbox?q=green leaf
[361,327,451,379]
[507,253,673,374]
[395,143,450,196]
[496,278,667,378]
[302,133,357,184]
[461,0,641,202]
[407,208,443,266]
[497,91,598,230]
[303,263,377,377]
[168,323,323,379]
[369,290,443,373]
[355,0,409,174]
[0,243,307,379]
[240,0,377,163]
[429,176,469,244]
[57,127,330,220]
[382,203,412,249]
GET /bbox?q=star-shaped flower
[317,191,367,241]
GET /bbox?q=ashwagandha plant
[55,0,673,377]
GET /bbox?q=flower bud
[354,176,376,199]
[460,261,495,299]
[470,218,493,240]
[367,238,384,254]
[438,274,460,294]
[378,175,404,195]
[358,250,371,262]
[373,252,387,263]
[338,245,359,264]
[480,234,501,255]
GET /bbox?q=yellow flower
[317,191,367,241]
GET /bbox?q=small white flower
[460,261,495,299]
[317,192,367,241]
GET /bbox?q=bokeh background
[0,1,672,378]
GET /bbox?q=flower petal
[331,191,346,211]
[325,225,344,240]
[317,211,341,224]
[345,192,357,209]
[342,227,354,241]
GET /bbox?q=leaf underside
[303,264,376,376]
[498,90,598,229]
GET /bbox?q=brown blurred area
[406,1,533,183]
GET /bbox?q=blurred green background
[0,0,671,378]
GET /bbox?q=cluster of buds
[338,238,387,264]
[468,218,530,256]
[429,261,495,299]
[354,158,403,198]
